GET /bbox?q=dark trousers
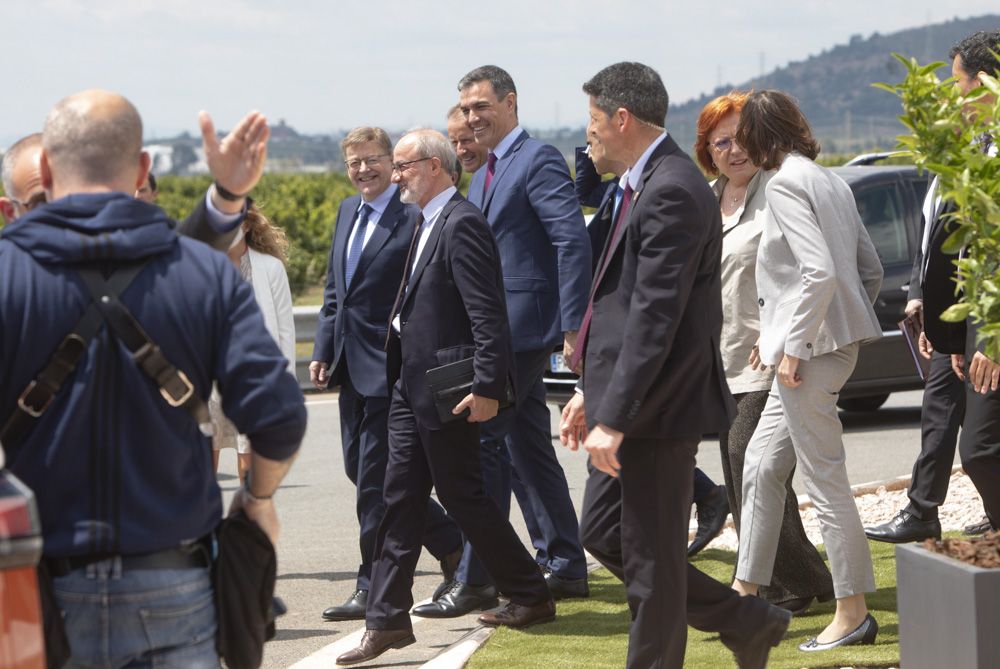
[905,351,966,520]
[457,347,586,585]
[719,390,833,604]
[339,375,461,590]
[958,373,1000,527]
[581,436,772,668]
[692,467,716,504]
[366,380,550,630]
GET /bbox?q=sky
[1,1,997,145]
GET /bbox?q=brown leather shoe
[335,628,416,666]
[478,599,555,628]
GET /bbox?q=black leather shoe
[542,569,589,599]
[432,548,464,601]
[798,613,878,652]
[411,581,498,618]
[322,589,368,621]
[478,598,556,628]
[688,485,729,557]
[732,603,791,669]
[775,595,814,616]
[864,510,941,543]
[335,628,415,666]
[964,515,994,536]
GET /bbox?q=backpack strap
[75,265,211,433]
[1,260,212,446]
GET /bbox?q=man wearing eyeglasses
[311,126,463,623]
[1,133,45,223]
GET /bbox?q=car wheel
[837,394,890,412]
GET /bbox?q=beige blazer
[755,153,883,366]
[715,169,776,393]
[248,247,296,375]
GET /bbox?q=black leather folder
[425,357,513,423]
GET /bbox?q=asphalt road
[214,389,935,668]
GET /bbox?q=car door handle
[901,284,909,292]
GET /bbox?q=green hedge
[157,173,356,297]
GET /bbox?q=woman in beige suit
[731,91,883,652]
[694,92,834,616]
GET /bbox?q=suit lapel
[481,130,528,216]
[593,137,673,293]
[348,190,404,291]
[332,195,361,288]
[401,194,462,310]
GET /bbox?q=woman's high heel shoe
[798,613,878,652]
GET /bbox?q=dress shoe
[411,581,498,618]
[964,515,994,536]
[335,628,415,666]
[322,589,367,622]
[542,568,590,599]
[688,485,729,557]
[775,595,814,616]
[478,598,556,628]
[864,510,940,543]
[431,548,464,601]
[798,613,878,652]
[731,603,791,669]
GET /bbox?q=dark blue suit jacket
[313,187,419,397]
[467,130,591,352]
[387,193,514,429]
[574,147,617,274]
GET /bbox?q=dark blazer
[468,130,591,351]
[574,147,617,273]
[582,135,736,438]
[175,196,243,251]
[912,190,966,354]
[313,189,419,397]
[387,193,513,429]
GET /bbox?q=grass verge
[468,540,900,668]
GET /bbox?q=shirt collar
[361,183,397,216]
[491,125,523,160]
[626,132,668,191]
[421,186,458,224]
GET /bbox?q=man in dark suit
[311,127,462,622]
[426,66,589,613]
[559,62,790,669]
[336,129,554,666]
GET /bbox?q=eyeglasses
[709,137,734,153]
[11,191,47,212]
[391,157,433,173]
[345,154,388,171]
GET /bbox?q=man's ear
[135,151,152,193]
[0,198,15,224]
[615,108,630,133]
[39,148,54,192]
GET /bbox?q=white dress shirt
[346,184,397,253]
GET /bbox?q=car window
[854,183,908,265]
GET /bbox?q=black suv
[544,157,931,412]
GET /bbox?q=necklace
[724,183,747,209]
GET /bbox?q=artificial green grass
[468,540,900,668]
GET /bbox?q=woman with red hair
[694,92,833,615]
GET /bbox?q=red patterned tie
[483,152,498,195]
[569,182,634,372]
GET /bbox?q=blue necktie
[344,204,372,287]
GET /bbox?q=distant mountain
[667,14,1000,155]
[139,14,998,174]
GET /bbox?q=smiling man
[311,126,463,623]
[446,104,488,175]
[431,65,591,616]
[336,129,553,666]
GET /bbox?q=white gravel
[692,467,985,551]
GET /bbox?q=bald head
[41,89,148,197]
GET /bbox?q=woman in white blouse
[211,204,297,481]
[694,92,833,616]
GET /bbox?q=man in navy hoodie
[0,89,307,667]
